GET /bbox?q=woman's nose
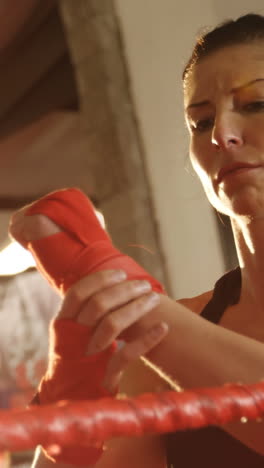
[211,112,243,149]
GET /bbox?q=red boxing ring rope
[1,381,264,454]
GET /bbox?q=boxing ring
[0,381,263,455]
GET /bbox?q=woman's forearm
[141,295,264,455]
[144,295,264,388]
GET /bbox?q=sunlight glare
[0,242,36,275]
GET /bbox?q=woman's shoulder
[177,289,213,315]
[177,267,241,316]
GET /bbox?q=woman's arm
[32,286,264,463]
[138,295,264,454]
[142,295,264,388]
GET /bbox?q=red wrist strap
[40,319,112,466]
[40,319,115,403]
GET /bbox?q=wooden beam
[0,195,42,210]
[0,55,79,139]
[0,6,70,120]
[0,0,56,56]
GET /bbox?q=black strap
[200,266,241,324]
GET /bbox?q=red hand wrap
[40,320,112,465]
[24,188,165,465]
[24,188,164,295]
[40,320,113,403]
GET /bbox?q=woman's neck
[232,216,264,311]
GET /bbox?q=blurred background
[0,0,264,464]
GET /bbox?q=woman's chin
[222,195,264,220]
[215,183,264,216]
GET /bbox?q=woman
[166,12,264,467]
[16,12,264,468]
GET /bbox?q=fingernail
[110,270,127,281]
[150,322,168,338]
[146,292,160,304]
[134,280,151,292]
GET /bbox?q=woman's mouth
[217,163,263,184]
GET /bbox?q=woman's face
[184,41,264,219]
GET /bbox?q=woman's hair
[183,13,264,81]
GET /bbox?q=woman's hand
[57,269,168,391]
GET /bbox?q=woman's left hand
[56,272,169,392]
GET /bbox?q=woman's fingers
[102,322,169,393]
[86,292,161,355]
[57,270,162,368]
[76,279,153,326]
[57,269,127,319]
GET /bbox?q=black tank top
[165,267,264,467]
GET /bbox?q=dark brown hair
[183,13,264,81]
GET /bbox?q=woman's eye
[192,118,214,133]
[243,101,264,112]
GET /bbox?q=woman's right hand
[57,269,169,392]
